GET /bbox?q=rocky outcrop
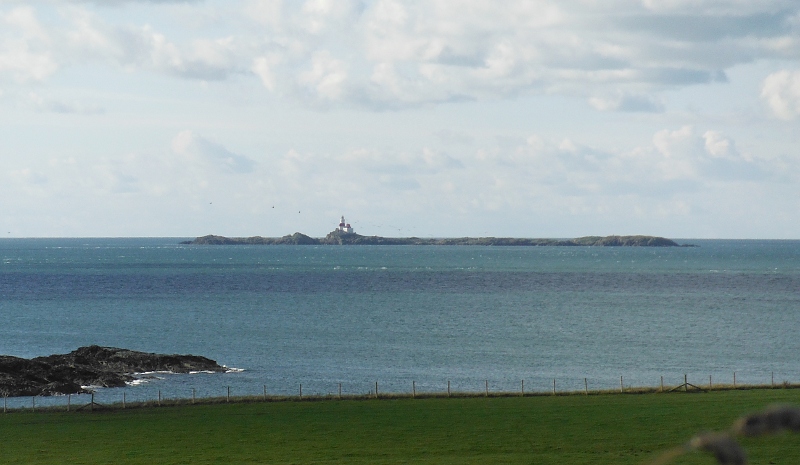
[184,232,689,247]
[182,232,318,245]
[569,235,684,247]
[0,346,226,397]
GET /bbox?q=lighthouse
[338,216,354,234]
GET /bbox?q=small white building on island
[338,216,354,233]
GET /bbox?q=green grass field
[2,389,800,464]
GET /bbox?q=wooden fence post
[338,383,342,399]
[772,372,775,387]
[709,375,712,390]
[584,378,588,395]
[620,376,623,393]
[123,392,126,409]
[299,384,302,400]
[158,390,162,406]
[67,394,71,412]
[192,388,196,404]
[552,379,556,395]
[734,372,737,388]
[412,381,416,398]
[226,386,230,403]
[32,396,35,412]
[684,374,688,392]
[660,376,664,392]
[447,380,451,397]
[375,382,379,399]
[521,380,524,397]
[3,394,6,413]
[485,380,488,397]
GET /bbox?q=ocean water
[1,238,799,408]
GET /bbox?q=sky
[1,0,799,239]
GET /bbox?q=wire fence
[3,371,798,413]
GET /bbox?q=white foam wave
[224,367,245,373]
[127,379,151,386]
[80,384,105,390]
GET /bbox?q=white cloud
[299,50,348,100]
[0,7,58,81]
[171,130,256,174]
[588,92,664,112]
[252,55,278,90]
[702,130,736,159]
[761,70,800,119]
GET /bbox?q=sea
[1,238,799,408]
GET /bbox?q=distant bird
[272,206,274,208]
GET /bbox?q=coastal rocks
[0,346,226,397]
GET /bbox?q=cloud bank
[1,1,799,108]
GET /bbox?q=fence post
[734,372,737,388]
[123,391,126,409]
[226,386,230,403]
[485,380,488,397]
[192,388,196,404]
[709,375,712,390]
[3,394,6,413]
[264,385,267,401]
[684,374,688,392]
[32,396,35,412]
[772,372,775,388]
[67,394,71,412]
[412,380,416,398]
[447,380,451,397]
[375,382,379,399]
[299,384,302,400]
[521,380,524,397]
[158,390,162,406]
[660,376,663,392]
[338,383,341,400]
[552,379,556,395]
[91,392,94,412]
[584,378,588,395]
[620,376,623,393]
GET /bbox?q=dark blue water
[1,239,799,408]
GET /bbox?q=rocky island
[0,346,226,397]
[182,216,693,247]
[183,232,690,247]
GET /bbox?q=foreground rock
[184,232,691,247]
[0,346,226,397]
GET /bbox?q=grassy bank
[2,389,800,464]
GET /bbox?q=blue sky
[1,0,799,238]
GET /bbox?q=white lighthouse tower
[338,216,354,233]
